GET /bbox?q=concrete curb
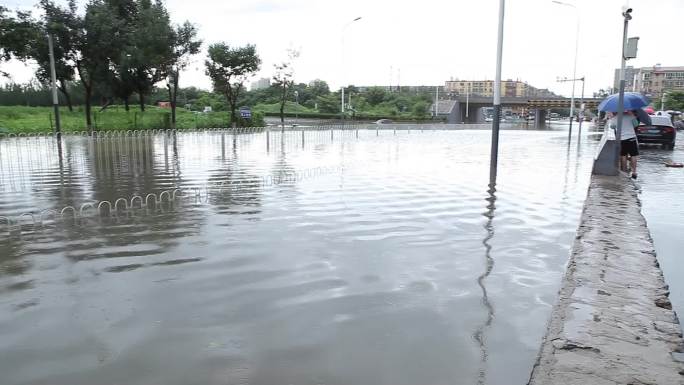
[528,175,684,385]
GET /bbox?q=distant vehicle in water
[375,119,393,124]
[636,115,676,150]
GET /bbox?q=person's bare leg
[620,156,628,172]
[630,156,638,177]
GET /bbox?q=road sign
[239,107,251,119]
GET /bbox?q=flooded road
[635,139,684,322]
[0,127,599,385]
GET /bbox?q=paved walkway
[528,175,684,385]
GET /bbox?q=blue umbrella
[598,92,650,112]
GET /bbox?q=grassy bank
[0,106,265,133]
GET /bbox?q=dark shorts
[621,138,639,157]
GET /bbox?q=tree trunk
[124,96,129,111]
[171,71,178,129]
[280,86,286,130]
[227,98,237,128]
[139,92,145,112]
[76,62,93,132]
[280,100,285,129]
[58,79,73,112]
[85,84,93,132]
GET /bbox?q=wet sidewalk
[528,175,684,385]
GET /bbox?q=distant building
[250,78,270,91]
[157,101,171,108]
[619,64,684,102]
[444,79,556,98]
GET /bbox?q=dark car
[636,115,676,150]
[375,119,393,125]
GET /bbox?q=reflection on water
[475,183,496,385]
[0,127,598,385]
[635,139,684,325]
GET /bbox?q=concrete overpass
[434,96,603,124]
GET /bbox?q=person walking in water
[609,111,639,179]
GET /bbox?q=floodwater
[635,138,684,321]
[0,126,599,385]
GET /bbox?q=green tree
[205,43,261,126]
[0,7,37,77]
[366,87,387,106]
[412,101,429,119]
[128,0,174,111]
[104,0,138,111]
[316,93,339,113]
[308,79,330,97]
[77,0,119,130]
[166,21,201,128]
[664,91,684,112]
[28,0,81,111]
[272,48,299,127]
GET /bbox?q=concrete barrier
[528,175,684,384]
[593,127,619,176]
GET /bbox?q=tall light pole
[466,82,470,120]
[490,0,505,186]
[552,0,579,140]
[341,16,362,119]
[557,76,585,138]
[615,7,634,168]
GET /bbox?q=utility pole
[341,17,362,119]
[48,34,61,138]
[389,66,393,92]
[466,82,470,120]
[578,77,585,136]
[490,0,505,186]
[551,1,580,140]
[615,7,633,161]
[557,76,585,139]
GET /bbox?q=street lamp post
[578,77,585,136]
[552,0,579,140]
[466,82,470,120]
[615,7,634,173]
[341,17,362,119]
[557,76,585,138]
[490,0,505,186]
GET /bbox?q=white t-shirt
[609,115,637,140]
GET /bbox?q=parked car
[636,115,676,150]
[375,119,393,124]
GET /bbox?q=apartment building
[444,79,555,98]
[616,65,684,101]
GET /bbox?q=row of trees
[0,0,201,129]
[0,79,439,120]
[1,0,435,126]
[0,0,301,130]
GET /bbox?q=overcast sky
[2,0,683,96]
